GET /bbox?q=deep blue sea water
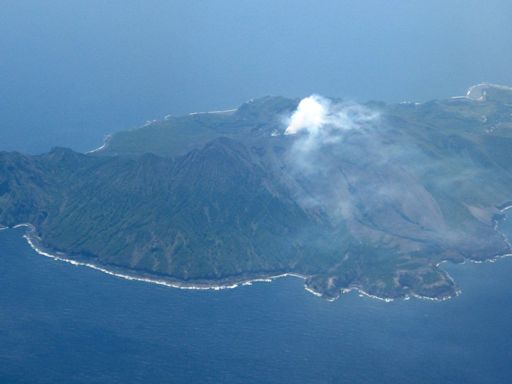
[1,213,512,383]
[2,2,512,382]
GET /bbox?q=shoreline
[86,134,112,154]
[3,214,511,303]
[84,106,238,155]
[22,230,399,302]
[433,204,512,279]
[188,108,237,116]
[8,224,401,302]
[16,224,316,294]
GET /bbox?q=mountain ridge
[2,84,512,300]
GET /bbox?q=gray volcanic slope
[1,84,512,300]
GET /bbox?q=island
[1,83,512,301]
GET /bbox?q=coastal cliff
[2,84,512,300]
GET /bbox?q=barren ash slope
[1,83,512,301]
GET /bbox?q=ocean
[0,213,511,383]
[2,1,512,154]
[2,1,512,382]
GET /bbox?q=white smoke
[284,95,379,152]
[283,95,381,220]
[285,95,329,136]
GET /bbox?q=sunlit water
[0,214,511,383]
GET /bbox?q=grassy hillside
[1,84,512,300]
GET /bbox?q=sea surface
[3,1,512,154]
[0,214,512,383]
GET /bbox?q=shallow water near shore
[1,218,512,383]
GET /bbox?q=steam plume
[284,95,379,152]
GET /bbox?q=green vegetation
[1,84,512,300]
